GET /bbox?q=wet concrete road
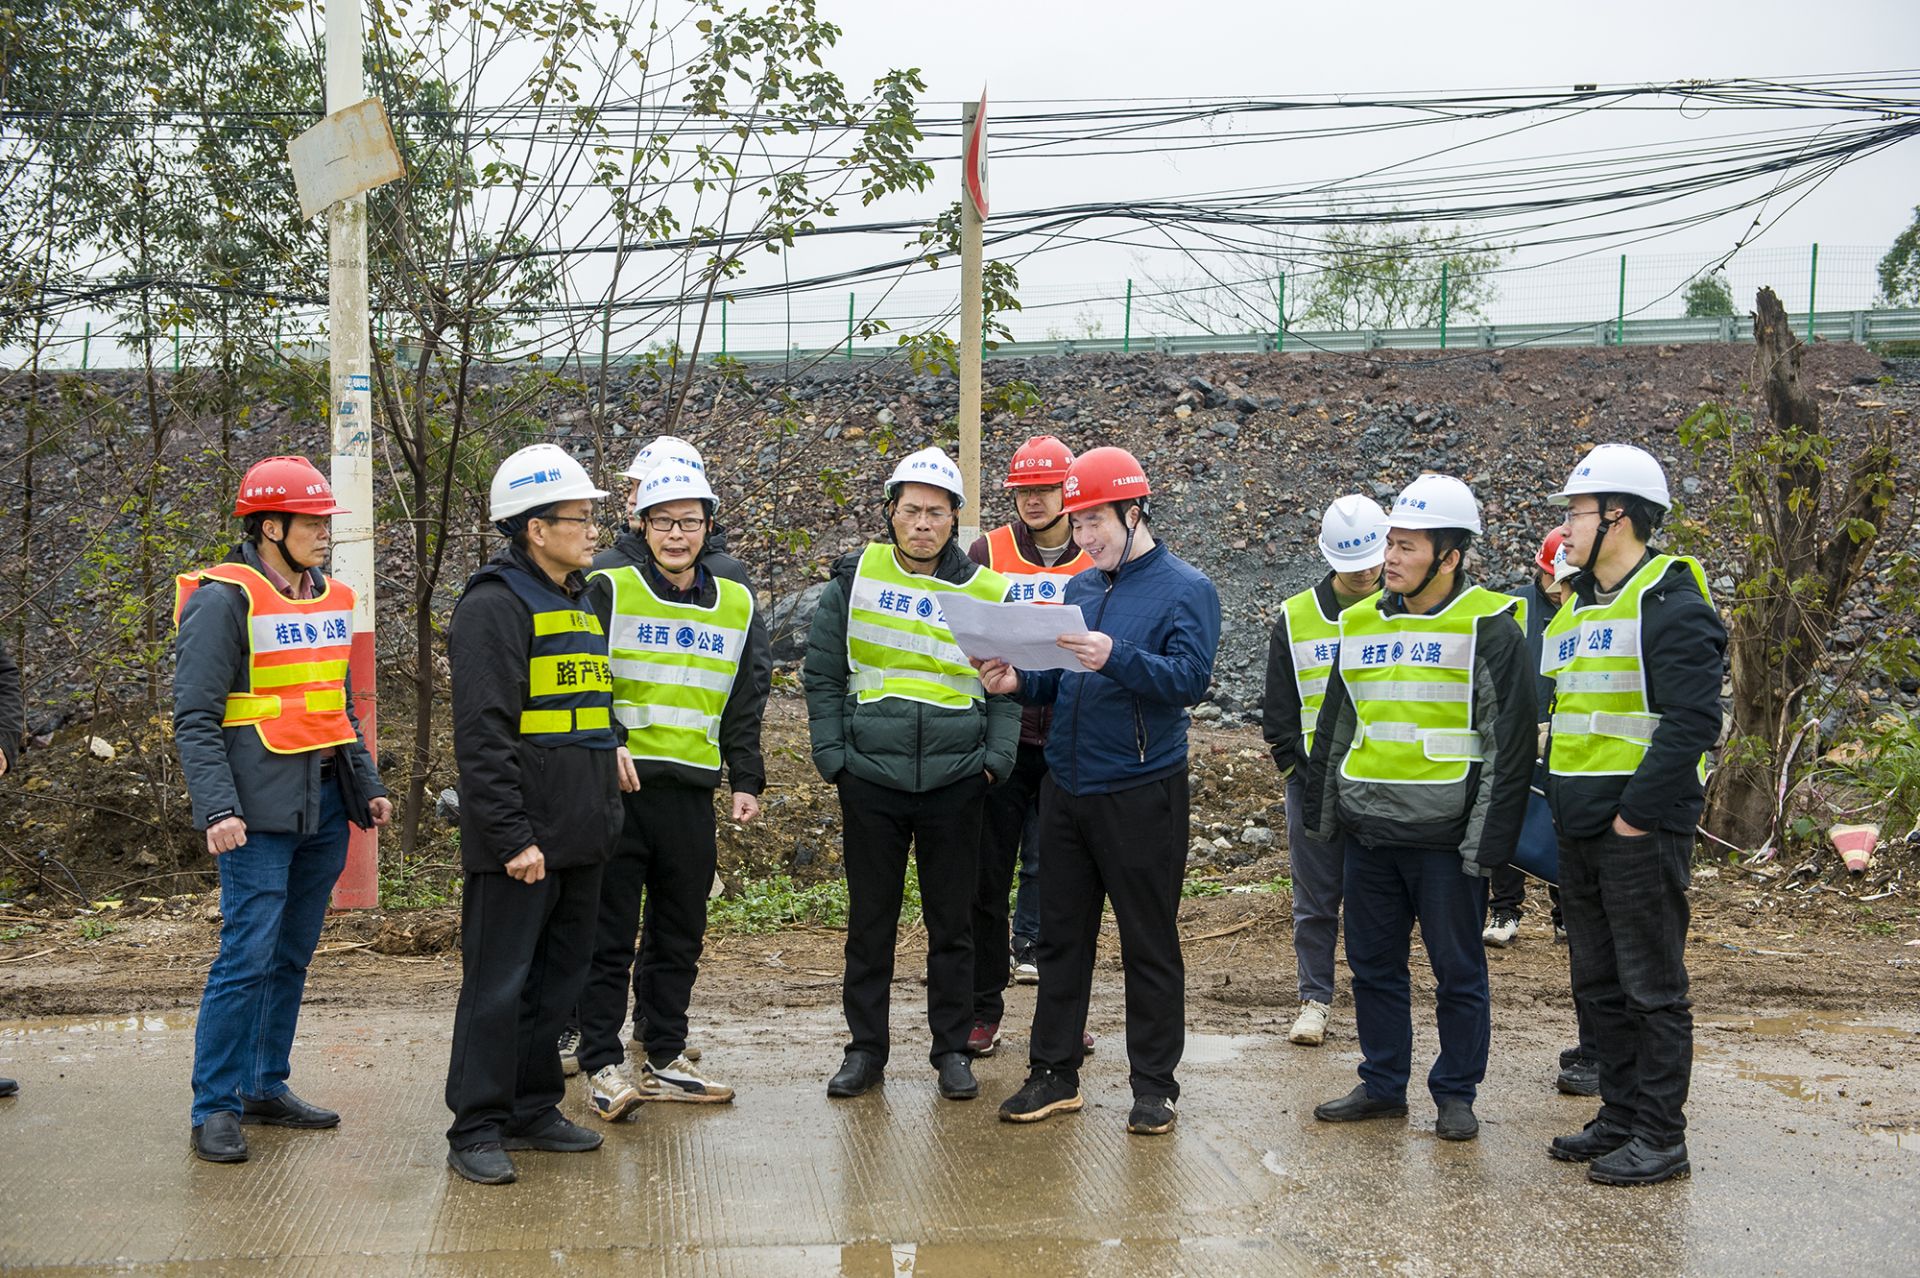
[1,1000,1916,1275]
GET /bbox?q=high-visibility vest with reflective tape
[173,562,358,755]
[1280,585,1343,758]
[1337,586,1526,786]
[1542,553,1711,779]
[593,564,753,772]
[984,523,1090,604]
[494,565,617,747]
[846,543,1010,710]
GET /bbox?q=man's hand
[616,747,641,793]
[1056,630,1114,672]
[0,751,9,778]
[505,844,547,883]
[972,658,1020,696]
[368,797,394,827]
[206,816,248,856]
[1611,814,1650,838]
[730,791,760,823]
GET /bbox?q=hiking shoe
[1588,1136,1690,1186]
[1313,1084,1407,1123]
[588,1062,645,1122]
[1435,1098,1479,1141]
[1549,1117,1634,1163]
[1482,912,1520,948]
[1288,1000,1330,1046]
[502,1116,602,1153]
[935,1052,980,1100]
[1012,940,1039,985]
[1552,923,1568,945]
[998,1070,1084,1124]
[447,1141,516,1184]
[1127,1095,1177,1135]
[966,1019,1002,1057]
[827,1051,884,1098]
[1557,1056,1600,1097]
[557,1026,582,1077]
[641,1054,734,1104]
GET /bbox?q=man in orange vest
[964,435,1092,1056]
[173,456,392,1164]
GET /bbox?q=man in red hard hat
[978,446,1221,1137]
[174,456,392,1164]
[963,435,1092,1057]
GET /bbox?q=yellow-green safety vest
[593,564,754,772]
[495,566,616,746]
[846,543,1010,710]
[1280,585,1343,758]
[1337,586,1527,786]
[1542,553,1712,779]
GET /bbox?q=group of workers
[151,413,1719,1192]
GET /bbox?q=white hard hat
[1319,494,1389,571]
[1551,443,1671,510]
[635,458,718,516]
[1388,474,1482,535]
[489,443,608,523]
[623,434,705,482]
[886,446,966,509]
[1550,543,1580,584]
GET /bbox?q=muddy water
[1,1001,1917,1275]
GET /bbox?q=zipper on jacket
[1132,696,1146,764]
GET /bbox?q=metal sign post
[958,90,988,547]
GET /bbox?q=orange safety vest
[984,523,1091,605]
[173,562,358,755]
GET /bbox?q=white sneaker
[642,1054,735,1104]
[1288,1000,1330,1046]
[1482,912,1521,948]
[557,1026,582,1077]
[588,1062,645,1122]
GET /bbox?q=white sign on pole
[288,97,405,221]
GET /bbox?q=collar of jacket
[224,541,324,598]
[1380,571,1471,618]
[839,538,980,587]
[642,555,711,604]
[1010,518,1080,562]
[1101,538,1167,586]
[498,543,588,599]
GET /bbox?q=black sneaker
[1012,940,1039,985]
[998,1070,1084,1124]
[501,1116,603,1153]
[1557,1056,1600,1097]
[448,1141,516,1185]
[1126,1095,1177,1135]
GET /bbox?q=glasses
[647,516,707,534]
[533,514,595,529]
[1563,507,1605,524]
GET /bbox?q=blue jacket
[1019,541,1220,796]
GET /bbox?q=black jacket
[1304,576,1536,874]
[966,521,1085,748]
[448,546,624,873]
[586,535,771,795]
[1262,573,1351,779]
[1546,553,1727,837]
[1524,579,1558,713]
[0,636,23,772]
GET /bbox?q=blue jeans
[191,782,349,1125]
[1343,839,1491,1105]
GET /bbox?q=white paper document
[939,593,1090,673]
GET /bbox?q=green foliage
[1181,876,1226,899]
[1838,710,1920,838]
[380,856,462,910]
[1683,272,1737,319]
[1877,205,1920,307]
[1301,219,1508,331]
[77,917,117,942]
[707,868,923,935]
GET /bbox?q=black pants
[577,783,717,1075]
[1558,826,1694,1144]
[972,742,1048,1021]
[838,771,985,1065]
[445,862,603,1149]
[1029,770,1187,1101]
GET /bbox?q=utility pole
[327,0,377,908]
[957,91,988,547]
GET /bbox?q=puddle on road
[0,1013,189,1040]
[1182,1033,1265,1066]
[1721,1062,1850,1103]
[1697,1011,1913,1038]
[1861,1124,1920,1152]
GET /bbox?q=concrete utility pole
[326,0,378,908]
[957,92,988,547]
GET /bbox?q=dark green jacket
[803,541,1020,794]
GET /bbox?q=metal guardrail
[708,306,1920,366]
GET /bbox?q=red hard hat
[1060,446,1151,515]
[1005,435,1075,488]
[1536,527,1567,576]
[233,456,350,518]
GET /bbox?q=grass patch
[0,923,41,942]
[381,857,462,910]
[710,865,923,935]
[77,917,117,942]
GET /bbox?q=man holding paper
[804,447,1020,1104]
[977,447,1220,1137]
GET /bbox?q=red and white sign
[964,89,989,219]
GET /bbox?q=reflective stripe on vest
[492,567,617,748]
[846,543,1010,710]
[1280,586,1343,757]
[1543,553,1712,779]
[592,564,753,772]
[984,523,1090,605]
[1337,586,1526,786]
[172,563,358,755]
